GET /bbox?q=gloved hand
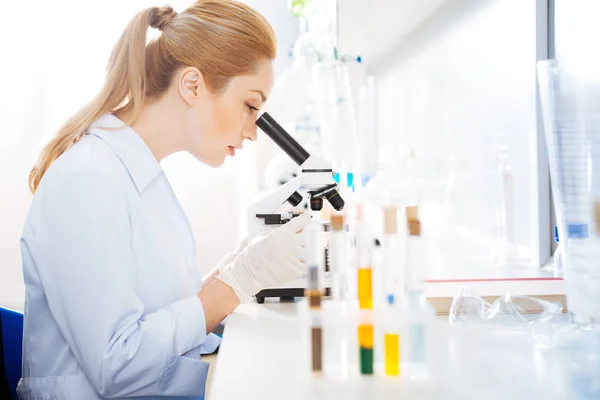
[217,212,311,303]
[217,237,249,271]
[202,237,248,288]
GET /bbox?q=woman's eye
[246,104,259,113]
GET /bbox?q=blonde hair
[29,0,276,193]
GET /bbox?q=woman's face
[179,59,274,167]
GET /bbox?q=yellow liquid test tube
[357,268,373,309]
[384,333,400,376]
[357,257,373,374]
[382,206,401,377]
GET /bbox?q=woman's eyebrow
[249,89,267,102]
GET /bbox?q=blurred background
[1,0,597,310]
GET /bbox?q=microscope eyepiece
[256,112,310,166]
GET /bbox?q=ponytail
[29,6,175,194]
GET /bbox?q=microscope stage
[254,275,332,304]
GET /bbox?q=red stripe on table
[425,277,563,283]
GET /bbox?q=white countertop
[207,294,596,400]
[207,299,442,400]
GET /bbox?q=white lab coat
[18,114,220,399]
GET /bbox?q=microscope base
[255,287,331,304]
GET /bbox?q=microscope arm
[247,174,304,239]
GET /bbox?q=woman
[19,1,309,399]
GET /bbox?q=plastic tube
[305,221,323,373]
[383,206,401,376]
[356,222,373,375]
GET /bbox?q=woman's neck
[116,95,187,162]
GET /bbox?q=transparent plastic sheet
[449,287,565,347]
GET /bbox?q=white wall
[0,0,297,310]
[370,0,542,273]
[554,0,600,61]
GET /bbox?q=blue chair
[0,307,23,400]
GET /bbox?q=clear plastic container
[537,59,600,329]
[449,287,564,347]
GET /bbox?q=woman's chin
[190,151,225,168]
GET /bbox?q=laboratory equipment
[306,220,324,373]
[537,59,600,328]
[312,58,362,184]
[384,332,400,377]
[250,112,345,303]
[355,220,374,375]
[323,214,354,381]
[405,206,424,304]
[382,206,401,377]
[448,287,564,348]
[329,215,350,301]
[362,149,420,252]
[383,206,403,305]
[490,133,520,268]
[404,206,428,380]
[264,0,337,168]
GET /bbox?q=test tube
[356,221,374,375]
[330,215,350,301]
[383,206,400,377]
[405,206,424,299]
[405,206,426,379]
[383,206,402,305]
[306,221,323,373]
[326,214,352,381]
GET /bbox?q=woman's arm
[198,279,240,333]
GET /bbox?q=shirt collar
[87,113,163,193]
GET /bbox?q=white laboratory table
[207,294,599,400]
[207,299,440,400]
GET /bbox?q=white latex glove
[202,237,249,288]
[217,212,311,303]
[217,237,249,271]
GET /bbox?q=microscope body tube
[256,112,310,166]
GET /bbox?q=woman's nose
[245,121,258,142]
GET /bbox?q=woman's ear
[178,67,206,106]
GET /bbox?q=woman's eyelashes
[246,104,259,113]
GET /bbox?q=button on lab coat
[18,114,220,399]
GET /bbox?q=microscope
[250,112,345,303]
